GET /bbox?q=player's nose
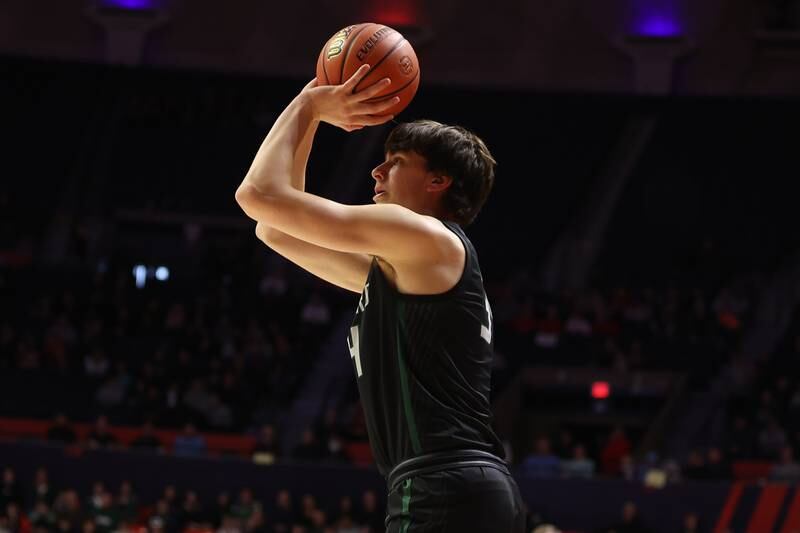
[371,163,387,181]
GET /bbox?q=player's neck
[405,198,447,220]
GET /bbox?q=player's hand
[302,65,399,132]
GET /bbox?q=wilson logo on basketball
[399,56,413,75]
[326,26,356,60]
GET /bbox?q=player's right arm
[255,222,370,293]
[250,78,370,294]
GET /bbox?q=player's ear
[427,174,452,193]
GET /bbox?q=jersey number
[480,295,493,344]
[348,326,363,377]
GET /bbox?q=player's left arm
[238,187,454,263]
[236,65,454,265]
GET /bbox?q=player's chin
[372,192,388,203]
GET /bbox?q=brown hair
[384,120,496,226]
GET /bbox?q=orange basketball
[316,23,420,117]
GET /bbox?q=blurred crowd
[39,406,369,467]
[0,464,711,533]
[490,274,754,379]
[0,466,386,533]
[722,313,800,482]
[0,260,344,433]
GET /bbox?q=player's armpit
[237,184,457,266]
[255,222,371,293]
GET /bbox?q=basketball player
[235,65,525,532]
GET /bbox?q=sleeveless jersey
[346,221,505,476]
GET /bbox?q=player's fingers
[353,97,400,115]
[303,78,319,90]
[355,78,392,100]
[341,124,364,132]
[342,64,371,92]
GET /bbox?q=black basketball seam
[320,54,330,85]
[364,68,420,102]
[339,24,372,85]
[354,36,407,93]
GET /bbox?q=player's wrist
[294,91,320,122]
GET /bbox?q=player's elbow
[236,183,272,222]
[255,222,282,244]
[235,183,257,214]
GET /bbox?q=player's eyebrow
[385,151,406,161]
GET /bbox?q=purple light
[635,14,682,37]
[630,0,683,38]
[102,0,157,10]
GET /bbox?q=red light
[591,381,610,399]
[367,0,423,26]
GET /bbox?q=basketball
[316,23,420,117]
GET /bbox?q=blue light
[132,264,147,289]
[155,266,170,281]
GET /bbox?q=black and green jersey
[347,221,505,476]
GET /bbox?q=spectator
[95,363,131,410]
[162,485,178,511]
[727,416,757,460]
[323,430,348,464]
[251,424,280,465]
[229,489,260,527]
[245,507,267,533]
[520,437,561,479]
[271,490,293,533]
[5,503,31,533]
[771,446,800,482]
[29,500,56,532]
[209,492,230,530]
[89,484,105,513]
[758,417,788,459]
[52,490,82,532]
[178,491,206,530]
[292,429,323,462]
[357,490,383,533]
[307,508,327,533]
[704,448,730,479]
[534,304,562,349]
[682,512,704,533]
[683,450,707,480]
[334,496,356,531]
[83,349,109,380]
[601,426,632,476]
[87,416,117,449]
[299,494,317,529]
[560,444,595,479]
[81,518,95,533]
[553,430,575,459]
[148,499,179,533]
[89,492,118,533]
[31,467,55,507]
[1,467,24,509]
[601,501,651,533]
[46,414,77,445]
[300,293,331,327]
[172,424,207,457]
[619,454,637,481]
[114,482,137,525]
[129,421,164,452]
